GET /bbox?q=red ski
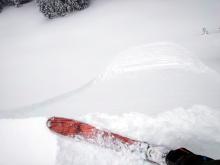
[46,117,220,165]
[47,117,155,163]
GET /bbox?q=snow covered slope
[1,42,220,165]
[0,0,220,110]
[0,0,220,165]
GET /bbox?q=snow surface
[0,0,220,165]
[0,118,57,165]
[1,106,220,165]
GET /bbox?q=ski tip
[47,117,55,128]
[46,118,51,128]
[47,119,51,128]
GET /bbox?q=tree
[36,0,89,19]
[0,0,32,12]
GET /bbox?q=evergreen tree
[0,1,3,12]
[0,0,32,12]
[36,0,66,18]
[36,0,89,19]
[13,0,33,6]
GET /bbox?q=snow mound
[56,105,220,165]
[99,42,214,81]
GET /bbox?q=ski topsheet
[47,117,151,162]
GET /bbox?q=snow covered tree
[13,0,33,6]
[65,0,89,10]
[36,0,89,19]
[0,0,10,13]
[0,1,4,12]
[36,0,66,18]
[0,0,32,12]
